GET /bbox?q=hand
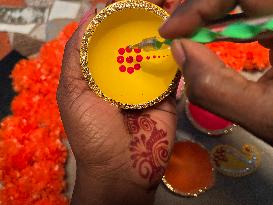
[57,6,177,205]
[159,0,273,143]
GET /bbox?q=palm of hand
[57,21,177,188]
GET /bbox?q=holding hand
[57,7,177,205]
[159,0,273,143]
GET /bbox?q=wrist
[71,164,157,205]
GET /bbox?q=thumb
[170,39,228,102]
[171,39,227,74]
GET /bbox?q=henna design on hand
[125,113,169,185]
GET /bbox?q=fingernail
[171,40,186,68]
[79,8,96,26]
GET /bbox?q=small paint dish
[163,141,215,197]
[185,100,235,136]
[211,144,261,177]
[81,0,180,109]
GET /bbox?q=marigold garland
[0,22,78,205]
[0,19,270,205]
[207,41,270,71]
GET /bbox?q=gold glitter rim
[80,0,181,109]
[185,99,236,136]
[162,140,215,197]
[162,176,214,197]
[210,144,261,178]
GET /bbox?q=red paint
[158,56,160,58]
[127,67,134,74]
[153,55,156,58]
[118,48,125,55]
[126,56,134,63]
[134,64,141,70]
[146,56,150,60]
[119,65,126,72]
[117,56,124,64]
[126,46,132,53]
[134,48,141,53]
[116,47,144,75]
[136,55,143,62]
[188,103,232,131]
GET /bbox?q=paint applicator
[129,14,273,51]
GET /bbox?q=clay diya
[80,0,180,109]
[163,141,215,197]
[185,100,235,136]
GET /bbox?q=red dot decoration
[119,65,126,72]
[134,48,141,53]
[153,55,156,58]
[118,48,125,55]
[117,56,124,64]
[116,47,149,75]
[126,56,134,63]
[127,67,134,74]
[134,64,141,70]
[126,46,132,53]
[136,55,143,62]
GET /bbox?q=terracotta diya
[185,100,235,136]
[163,141,215,197]
[80,0,180,109]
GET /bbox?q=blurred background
[0,0,107,121]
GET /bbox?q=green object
[154,40,163,49]
[191,28,218,43]
[163,39,173,45]
[221,23,262,39]
[263,19,273,30]
[152,17,273,48]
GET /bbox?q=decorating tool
[129,14,273,51]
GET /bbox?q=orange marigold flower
[0,22,77,205]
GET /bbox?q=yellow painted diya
[80,0,180,109]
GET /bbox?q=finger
[163,0,184,15]
[258,67,273,83]
[57,9,97,107]
[149,0,165,7]
[171,39,227,101]
[60,9,96,81]
[258,37,273,49]
[170,39,255,127]
[159,0,273,39]
[159,0,236,39]
[106,0,116,6]
[106,0,165,7]
[239,0,273,16]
